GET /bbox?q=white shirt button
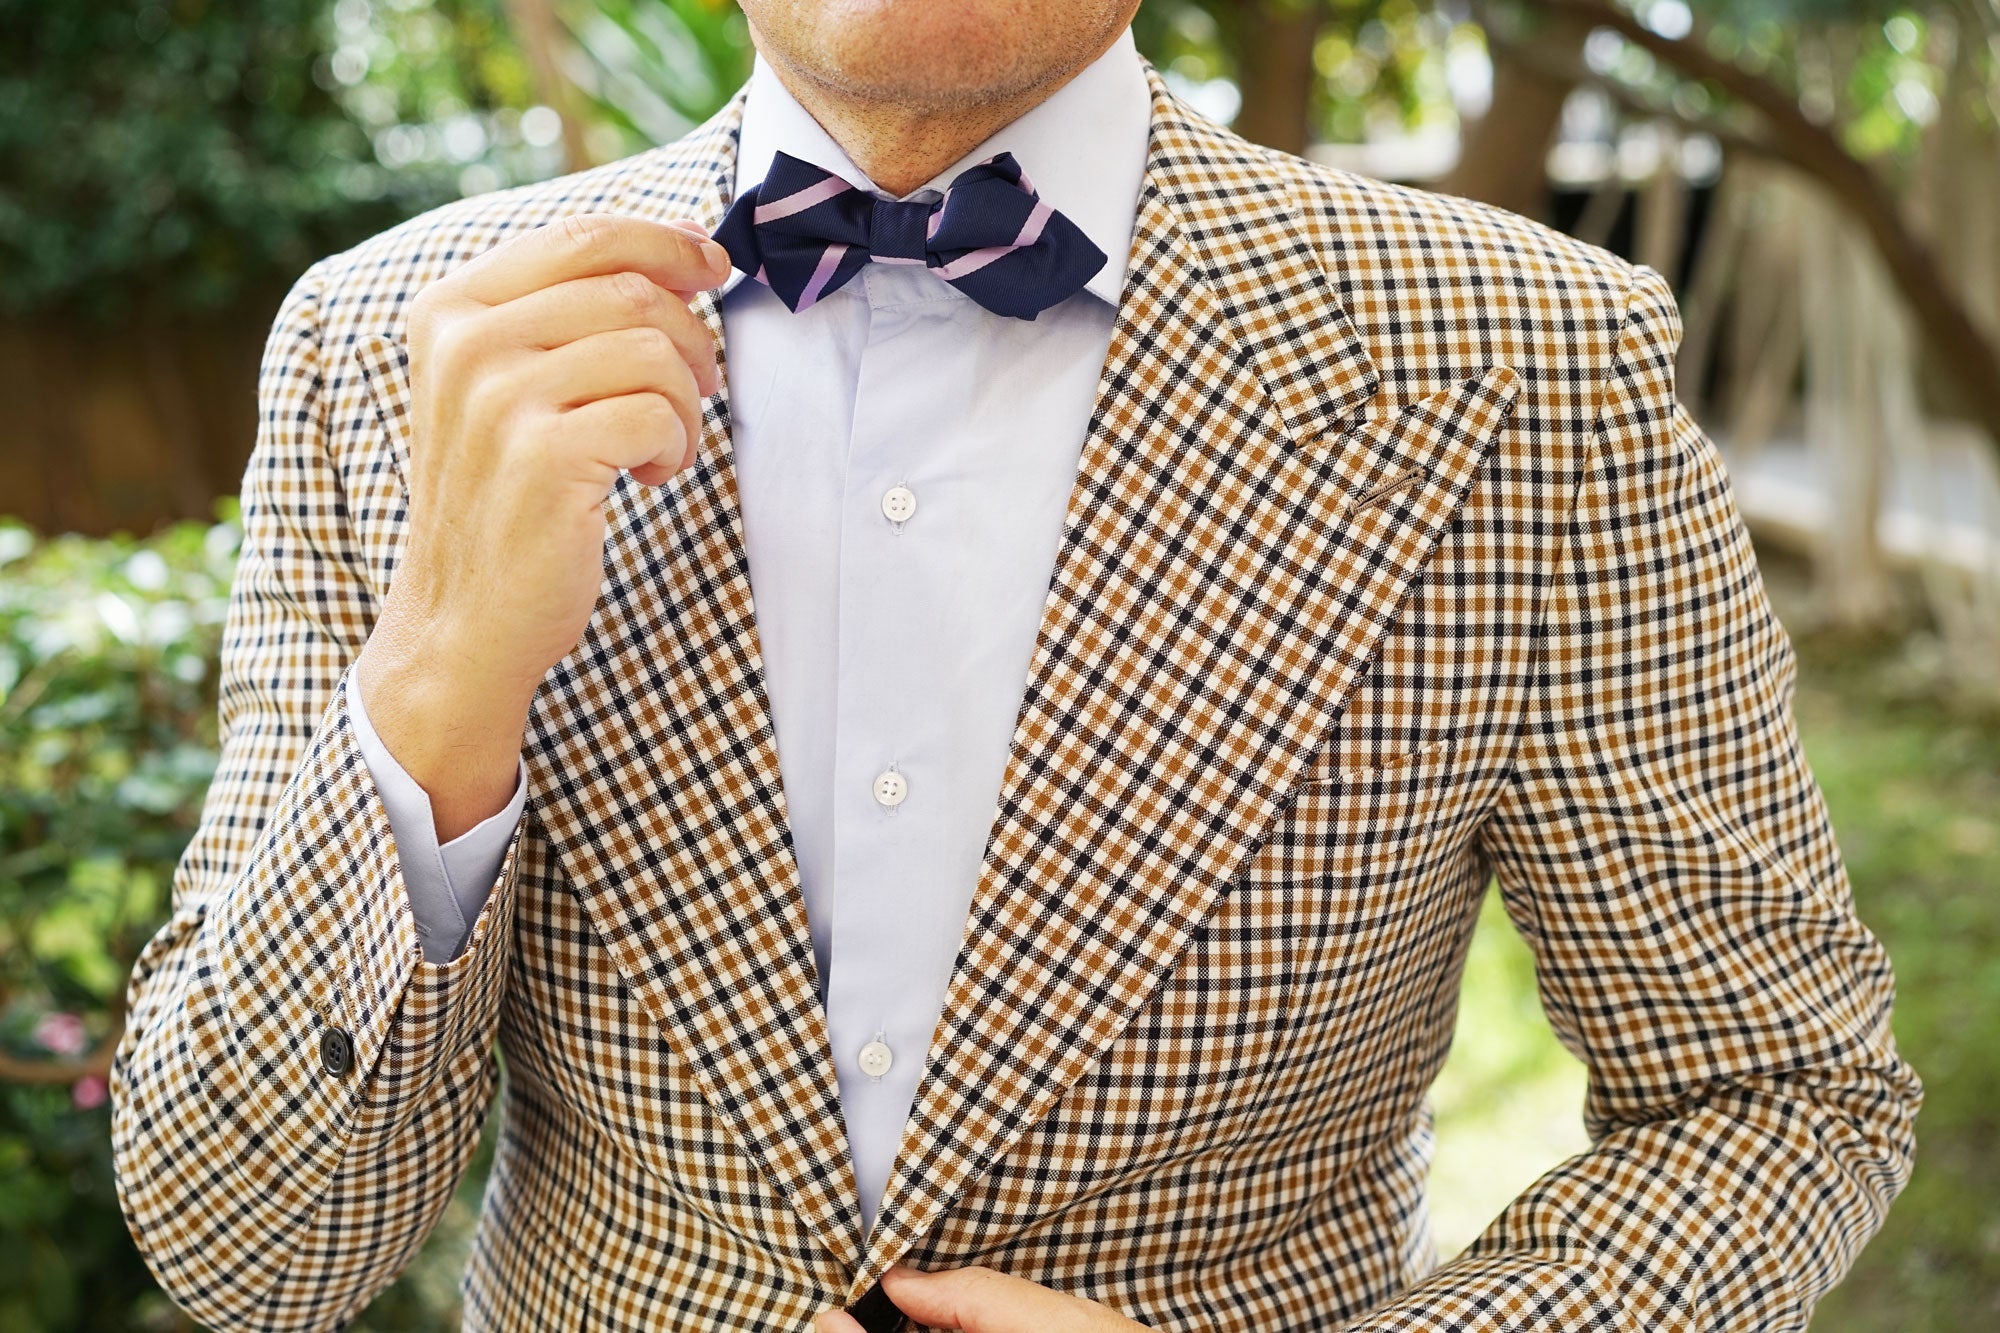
[872,769,907,807]
[857,1039,894,1079]
[881,485,917,523]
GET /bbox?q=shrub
[0,510,238,1328]
[0,507,499,1329]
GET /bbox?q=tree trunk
[505,0,594,170]
[1229,0,1324,156]
[1443,15,1586,218]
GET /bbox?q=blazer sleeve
[108,262,531,1331]
[1344,265,1923,1332]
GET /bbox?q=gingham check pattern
[711,148,1107,317]
[109,58,1921,1332]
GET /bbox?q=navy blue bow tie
[713,149,1108,320]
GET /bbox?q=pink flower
[72,1075,108,1110]
[34,1012,87,1057]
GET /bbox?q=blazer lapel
[847,66,1519,1296]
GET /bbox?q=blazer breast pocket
[1257,736,1459,886]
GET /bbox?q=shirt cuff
[346,669,528,963]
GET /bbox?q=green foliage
[0,511,238,1331]
[559,0,754,160]
[1574,1,1994,172]
[1308,0,1476,143]
[0,1072,187,1333]
[0,509,499,1327]
[1135,0,1481,143]
[2,0,379,319]
[320,0,563,223]
[0,514,237,1014]
[0,0,554,321]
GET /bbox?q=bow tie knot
[867,196,931,264]
[714,149,1108,320]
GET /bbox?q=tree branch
[1486,27,1785,165]
[1538,0,2000,451]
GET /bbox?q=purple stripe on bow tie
[932,199,1056,282]
[713,149,1108,319]
[797,242,851,311]
[752,173,856,224]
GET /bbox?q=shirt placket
[823,265,969,1239]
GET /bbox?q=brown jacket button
[319,1025,354,1077]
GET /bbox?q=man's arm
[1347,265,1922,1331]
[107,208,728,1320]
[108,265,531,1330]
[110,211,729,1329]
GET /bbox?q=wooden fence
[2,288,285,538]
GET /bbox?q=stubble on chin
[745,1,1113,115]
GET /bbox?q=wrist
[355,607,535,841]
[365,571,544,712]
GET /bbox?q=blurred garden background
[2,0,1996,1328]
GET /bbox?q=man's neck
[746,28,1127,198]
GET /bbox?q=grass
[1764,627,2000,1329]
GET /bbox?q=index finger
[448,212,733,308]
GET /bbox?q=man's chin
[747,1,1055,109]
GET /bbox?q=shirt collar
[726,26,1151,307]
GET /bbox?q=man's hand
[355,212,731,838]
[814,1264,1149,1333]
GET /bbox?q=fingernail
[703,239,731,277]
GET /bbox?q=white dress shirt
[349,26,1152,1241]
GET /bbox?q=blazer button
[319,1025,354,1077]
[846,1278,909,1333]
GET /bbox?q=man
[109,0,1921,1328]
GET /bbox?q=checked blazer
[111,57,1921,1332]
